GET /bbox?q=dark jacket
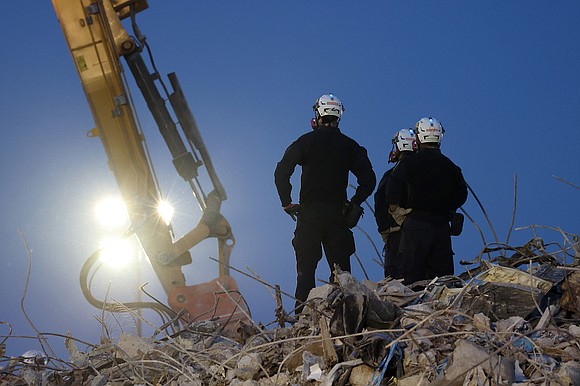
[374,167,400,232]
[275,126,376,208]
[386,147,467,216]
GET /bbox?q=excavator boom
[52,0,249,328]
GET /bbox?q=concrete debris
[433,339,515,386]
[115,333,155,361]
[478,261,554,292]
[561,271,580,314]
[1,235,579,385]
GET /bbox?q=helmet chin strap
[388,143,398,163]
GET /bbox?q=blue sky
[1,1,578,360]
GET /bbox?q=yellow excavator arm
[52,0,249,328]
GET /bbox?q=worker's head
[312,93,344,128]
[389,128,417,163]
[415,117,444,148]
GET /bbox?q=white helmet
[393,128,416,152]
[389,128,416,162]
[21,350,48,366]
[313,93,344,119]
[415,117,445,144]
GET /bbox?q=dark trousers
[397,213,453,285]
[383,230,402,278]
[292,204,355,312]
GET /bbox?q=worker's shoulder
[335,130,368,152]
[287,130,315,147]
[335,127,359,140]
[414,149,454,163]
[439,152,463,170]
[380,167,395,179]
[340,132,361,144]
[431,152,465,177]
[295,129,314,140]
[296,127,366,152]
[376,167,395,189]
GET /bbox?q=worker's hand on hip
[379,226,401,243]
[388,205,412,226]
[343,201,364,228]
[283,203,300,221]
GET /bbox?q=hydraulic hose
[79,249,177,319]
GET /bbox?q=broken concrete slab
[435,339,515,386]
[459,281,545,321]
[560,271,580,313]
[478,261,554,293]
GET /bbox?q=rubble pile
[1,234,579,385]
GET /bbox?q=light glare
[95,196,128,229]
[99,238,133,268]
[158,200,174,225]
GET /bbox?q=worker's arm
[384,161,414,225]
[373,171,390,231]
[349,145,376,205]
[450,165,468,210]
[385,161,407,207]
[274,140,302,207]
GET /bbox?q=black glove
[450,212,464,236]
[283,203,300,221]
[343,201,364,228]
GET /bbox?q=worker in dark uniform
[274,93,376,313]
[386,117,467,285]
[374,128,416,278]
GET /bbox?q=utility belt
[299,201,344,213]
[408,210,448,221]
[298,200,364,228]
[408,210,464,236]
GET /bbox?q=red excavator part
[168,276,250,329]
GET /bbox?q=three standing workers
[275,94,467,313]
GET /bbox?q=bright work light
[157,200,175,225]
